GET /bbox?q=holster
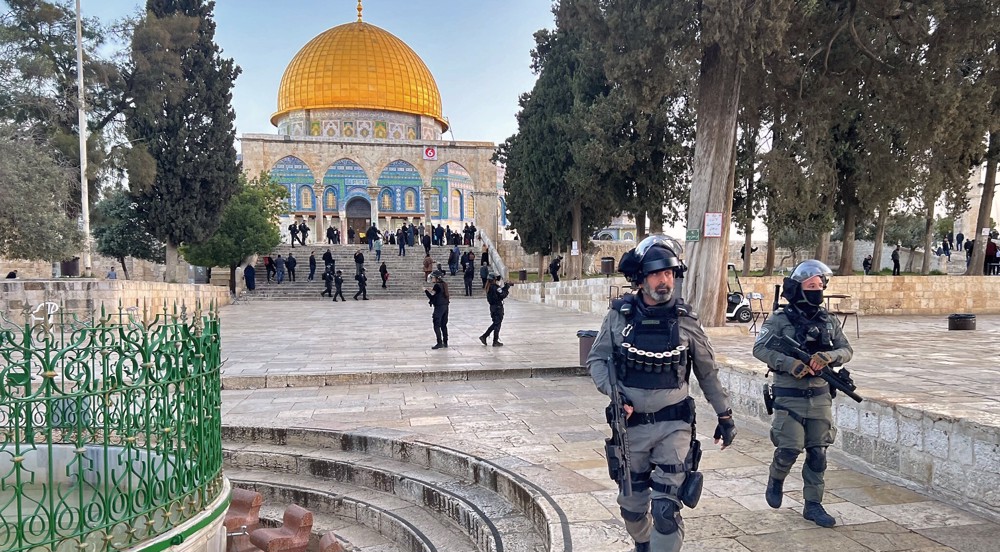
[604,436,623,483]
[678,471,703,508]
[763,383,774,415]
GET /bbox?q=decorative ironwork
[0,301,223,551]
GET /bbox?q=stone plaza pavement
[219,299,1000,551]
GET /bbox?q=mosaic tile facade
[275,108,439,142]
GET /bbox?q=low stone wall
[0,279,232,317]
[510,275,1000,316]
[702,358,1000,522]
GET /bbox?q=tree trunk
[635,209,647,242]
[906,247,916,272]
[763,233,775,276]
[117,256,130,280]
[837,204,857,275]
[229,264,237,295]
[684,43,742,326]
[571,200,582,279]
[649,209,664,235]
[969,131,999,276]
[921,199,935,274]
[872,207,887,272]
[815,231,831,264]
[165,242,182,283]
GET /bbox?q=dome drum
[275,108,441,142]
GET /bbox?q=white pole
[75,0,91,277]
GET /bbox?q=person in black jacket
[286,253,298,282]
[322,249,334,273]
[308,252,317,281]
[288,222,299,247]
[379,262,389,288]
[333,270,346,301]
[354,267,369,300]
[463,262,475,296]
[425,270,450,349]
[321,268,334,298]
[479,272,512,346]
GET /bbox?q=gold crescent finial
[357,0,363,22]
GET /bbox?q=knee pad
[651,498,681,535]
[806,446,827,472]
[620,507,646,523]
[773,448,800,470]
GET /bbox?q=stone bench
[249,504,313,552]
[225,487,263,552]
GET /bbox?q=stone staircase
[223,426,561,552]
[249,243,487,301]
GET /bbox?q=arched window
[300,186,314,210]
[466,194,475,220]
[404,188,417,211]
[451,190,462,220]
[325,188,337,210]
[380,189,393,210]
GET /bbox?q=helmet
[789,260,833,289]
[431,269,445,279]
[618,234,686,284]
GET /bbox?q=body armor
[614,296,688,389]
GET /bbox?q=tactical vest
[784,306,836,354]
[612,294,689,390]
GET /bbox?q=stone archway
[345,196,371,242]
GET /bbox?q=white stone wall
[0,280,232,317]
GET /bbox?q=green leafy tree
[181,175,285,294]
[92,190,165,279]
[126,0,240,282]
[0,0,131,215]
[0,126,82,260]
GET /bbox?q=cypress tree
[126,0,240,281]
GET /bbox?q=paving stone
[736,527,872,551]
[916,523,999,552]
[830,484,930,507]
[867,501,987,530]
[835,521,953,551]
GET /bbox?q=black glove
[713,409,737,448]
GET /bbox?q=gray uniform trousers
[769,395,836,503]
[618,418,691,552]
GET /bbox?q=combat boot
[765,477,783,508]
[803,501,836,527]
[634,542,649,552]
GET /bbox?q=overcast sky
[84,0,556,146]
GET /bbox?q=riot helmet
[781,259,833,309]
[618,234,687,285]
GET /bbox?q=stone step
[222,427,564,552]
[252,502,399,552]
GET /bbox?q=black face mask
[801,290,824,307]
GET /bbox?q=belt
[626,397,694,427]
[772,385,830,398]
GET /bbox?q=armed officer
[752,259,853,528]
[588,235,736,552]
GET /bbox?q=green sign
[686,229,701,242]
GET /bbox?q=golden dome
[272,21,446,130]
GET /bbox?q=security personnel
[588,235,736,552]
[752,259,852,528]
[479,272,511,346]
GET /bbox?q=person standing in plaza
[752,259,852,529]
[965,238,974,267]
[327,225,336,244]
[286,252,297,282]
[308,252,317,281]
[288,222,299,247]
[354,249,365,276]
[274,254,286,284]
[862,254,873,275]
[333,270,346,301]
[375,236,383,261]
[379,261,389,289]
[422,232,432,256]
[334,226,341,244]
[549,255,563,282]
[106,266,117,280]
[423,253,434,281]
[354,267,369,300]
[348,227,355,244]
[479,272,511,346]
[956,231,965,251]
[243,263,256,291]
[463,260,475,296]
[398,228,407,256]
[425,270,450,349]
[891,245,901,276]
[480,263,490,289]
[587,235,736,552]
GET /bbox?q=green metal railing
[0,301,223,551]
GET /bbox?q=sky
[84,0,556,147]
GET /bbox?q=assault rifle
[604,358,633,497]
[763,333,864,403]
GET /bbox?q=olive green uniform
[589,298,731,552]
[752,308,852,503]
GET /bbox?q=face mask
[802,290,824,307]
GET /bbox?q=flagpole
[75,0,91,277]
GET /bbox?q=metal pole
[75,0,91,277]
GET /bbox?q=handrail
[476,230,508,280]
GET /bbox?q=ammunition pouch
[604,436,624,483]
[678,471,703,509]
[763,383,774,415]
[687,438,702,472]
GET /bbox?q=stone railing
[0,280,232,317]
[510,275,1000,316]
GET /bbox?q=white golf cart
[725,263,753,324]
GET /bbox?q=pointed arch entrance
[345,196,372,240]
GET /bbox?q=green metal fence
[0,301,223,551]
